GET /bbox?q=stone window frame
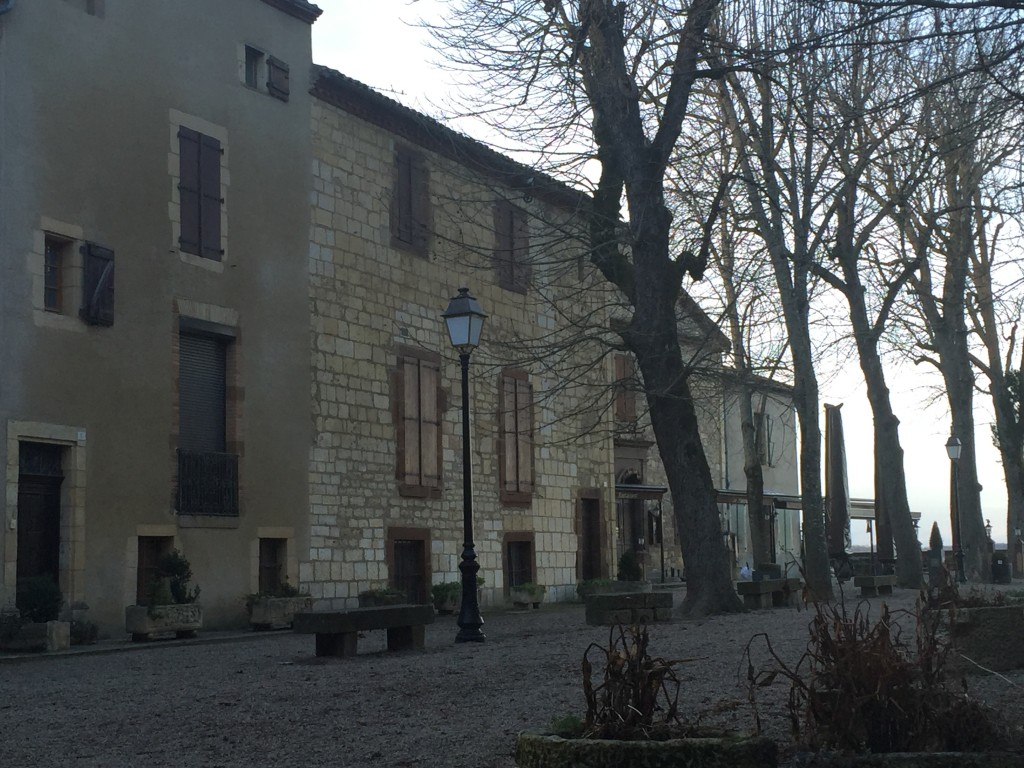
[497,368,535,506]
[30,218,86,333]
[168,110,229,273]
[171,299,244,528]
[392,345,444,499]
[250,526,298,594]
[502,531,536,593]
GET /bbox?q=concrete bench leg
[859,586,879,598]
[386,625,424,651]
[316,632,358,657]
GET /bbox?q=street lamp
[945,435,966,583]
[442,288,488,643]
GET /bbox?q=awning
[715,489,802,508]
[615,483,668,500]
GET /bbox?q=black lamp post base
[455,625,486,643]
[456,546,485,643]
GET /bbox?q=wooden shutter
[515,377,534,493]
[494,200,514,289]
[499,372,533,503]
[410,154,429,255]
[198,134,223,260]
[80,242,115,326]
[179,332,227,453]
[614,354,636,422]
[178,127,222,260]
[399,357,421,486]
[178,127,201,255]
[512,206,531,293]
[266,56,290,101]
[501,374,518,492]
[392,148,413,246]
[419,361,441,488]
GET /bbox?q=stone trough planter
[125,604,203,641]
[248,596,313,630]
[0,620,70,652]
[515,732,777,768]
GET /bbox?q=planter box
[515,732,777,768]
[509,588,545,609]
[248,596,313,630]
[577,580,652,600]
[125,604,203,641]
[0,621,70,652]
[948,604,1024,672]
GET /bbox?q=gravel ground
[1,586,1021,768]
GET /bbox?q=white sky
[311,1,1010,547]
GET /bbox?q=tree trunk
[740,390,772,567]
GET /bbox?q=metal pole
[659,502,665,584]
[456,351,485,642]
[953,458,966,584]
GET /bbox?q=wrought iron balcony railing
[177,449,239,516]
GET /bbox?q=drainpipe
[0,1,14,15]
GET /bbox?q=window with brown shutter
[178,126,223,261]
[390,146,430,257]
[266,56,290,101]
[394,351,442,497]
[80,242,114,326]
[494,200,531,294]
[499,370,534,505]
[613,353,637,423]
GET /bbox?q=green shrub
[160,550,200,604]
[511,582,545,598]
[576,578,614,598]
[617,550,642,582]
[16,575,63,622]
[70,619,99,646]
[431,581,461,609]
[244,579,307,611]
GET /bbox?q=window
[267,56,290,101]
[613,353,637,423]
[80,242,114,326]
[387,528,430,604]
[755,411,774,467]
[258,538,286,594]
[178,126,223,261]
[505,536,534,589]
[494,199,530,293]
[499,370,534,504]
[244,46,263,89]
[43,235,70,313]
[390,146,430,256]
[177,321,238,516]
[394,351,442,497]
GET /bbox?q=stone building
[0,0,320,633]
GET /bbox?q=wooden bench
[853,574,896,597]
[293,604,435,657]
[736,578,802,609]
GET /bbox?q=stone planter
[794,751,1022,767]
[515,732,777,768]
[948,604,1024,672]
[248,596,313,630]
[125,604,203,641]
[0,620,70,652]
[577,580,652,600]
[509,587,545,609]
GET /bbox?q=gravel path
[1,587,1021,767]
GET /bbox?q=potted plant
[509,581,546,609]
[245,580,312,630]
[431,576,486,614]
[516,623,776,767]
[357,585,407,607]
[0,575,70,652]
[125,549,202,641]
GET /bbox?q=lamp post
[442,288,488,643]
[945,435,966,583]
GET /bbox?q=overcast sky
[311,1,1010,547]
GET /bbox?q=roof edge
[259,0,322,24]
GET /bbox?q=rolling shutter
[178,332,227,453]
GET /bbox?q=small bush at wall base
[70,619,99,646]
[617,550,642,582]
[16,575,63,623]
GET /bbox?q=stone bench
[853,574,896,597]
[584,592,673,626]
[293,604,435,657]
[735,578,802,609]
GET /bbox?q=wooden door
[392,539,426,603]
[17,477,62,583]
[579,498,602,581]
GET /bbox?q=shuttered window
[177,323,238,516]
[80,242,115,326]
[499,370,534,504]
[613,353,637,423]
[494,200,530,294]
[395,353,442,497]
[267,56,290,101]
[178,127,223,261]
[390,146,430,257]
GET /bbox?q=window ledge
[177,515,241,529]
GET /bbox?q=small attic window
[244,46,264,89]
